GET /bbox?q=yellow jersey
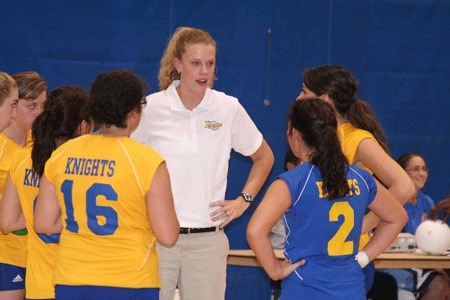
[0,132,29,268]
[338,122,376,249]
[45,134,164,288]
[10,147,59,298]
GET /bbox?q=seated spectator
[382,153,449,300]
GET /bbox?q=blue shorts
[362,261,375,294]
[0,262,26,291]
[55,285,158,300]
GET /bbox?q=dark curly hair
[288,98,350,200]
[89,69,147,128]
[302,65,389,153]
[32,86,90,176]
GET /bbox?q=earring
[177,70,181,75]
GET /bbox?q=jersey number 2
[327,202,354,255]
[61,180,118,235]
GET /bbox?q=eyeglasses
[406,166,429,173]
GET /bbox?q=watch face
[241,193,253,202]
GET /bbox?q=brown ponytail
[289,98,350,199]
[303,65,389,153]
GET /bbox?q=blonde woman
[132,27,274,300]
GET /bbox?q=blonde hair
[0,72,18,106]
[158,27,216,90]
[12,71,48,101]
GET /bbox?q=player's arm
[34,174,62,234]
[247,179,305,280]
[356,139,414,233]
[242,138,274,203]
[210,139,274,227]
[360,180,408,263]
[146,162,179,247]
[0,174,26,233]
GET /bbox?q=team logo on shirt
[23,168,41,188]
[316,179,361,198]
[204,120,222,131]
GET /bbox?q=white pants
[157,230,229,300]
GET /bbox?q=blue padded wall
[1,2,449,298]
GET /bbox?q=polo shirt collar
[167,80,211,112]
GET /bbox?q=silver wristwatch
[239,193,253,204]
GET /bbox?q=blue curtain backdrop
[1,1,448,298]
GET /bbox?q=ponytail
[289,99,349,200]
[310,125,350,199]
[32,86,89,176]
[346,99,389,153]
[303,65,389,153]
[31,111,58,176]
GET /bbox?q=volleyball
[415,220,450,255]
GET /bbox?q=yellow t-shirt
[0,132,29,267]
[10,147,59,298]
[338,123,376,249]
[45,134,164,288]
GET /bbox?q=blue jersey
[402,191,434,235]
[279,162,377,300]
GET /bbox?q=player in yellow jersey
[34,69,179,300]
[0,72,18,133]
[296,65,415,296]
[0,86,91,299]
[0,71,47,300]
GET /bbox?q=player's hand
[277,259,306,280]
[209,197,250,228]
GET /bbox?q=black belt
[180,226,220,234]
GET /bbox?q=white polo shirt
[132,81,263,227]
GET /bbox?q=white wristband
[355,251,370,268]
